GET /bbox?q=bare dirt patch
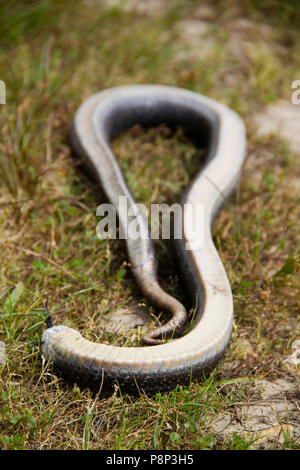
[211,378,300,448]
[253,100,300,152]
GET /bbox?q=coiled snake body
[41,85,246,393]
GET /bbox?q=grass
[0,0,299,450]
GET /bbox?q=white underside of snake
[41,85,246,393]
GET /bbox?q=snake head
[41,325,82,362]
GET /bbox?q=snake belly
[41,85,246,393]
